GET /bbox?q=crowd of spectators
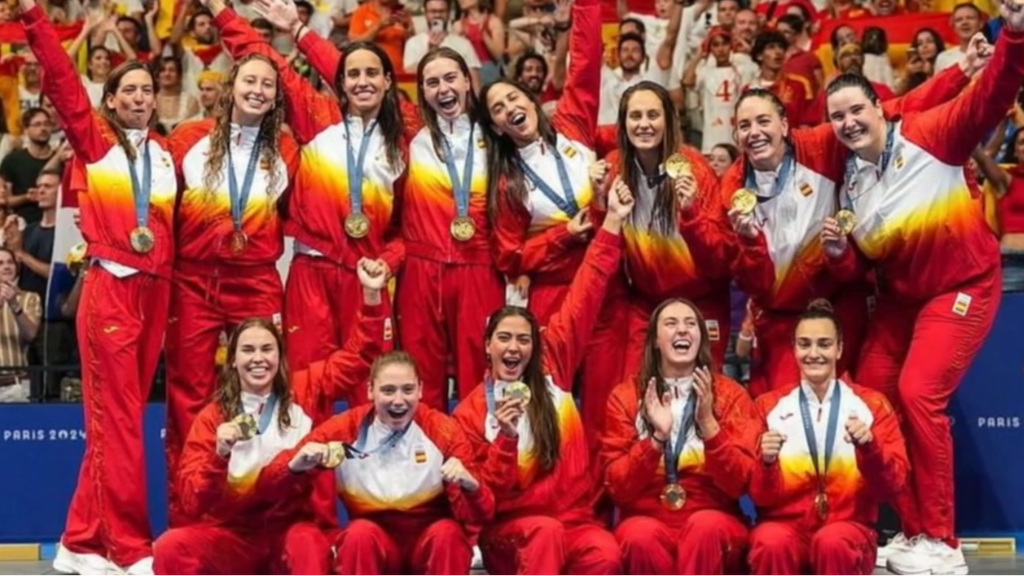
[0,0,1021,403]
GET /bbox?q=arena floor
[1,557,1022,575]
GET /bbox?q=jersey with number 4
[697,65,744,153]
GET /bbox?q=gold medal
[660,483,686,511]
[504,381,531,406]
[450,216,476,242]
[731,188,757,215]
[228,230,247,255]
[835,209,857,235]
[232,413,257,441]
[323,441,345,468]
[344,213,370,239]
[814,491,829,521]
[663,153,693,179]
[67,242,87,275]
[129,226,155,253]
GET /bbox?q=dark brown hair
[100,60,157,161]
[214,318,293,431]
[484,306,560,471]
[795,298,844,345]
[416,47,480,160]
[370,350,420,383]
[334,42,404,170]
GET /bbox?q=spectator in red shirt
[808,42,896,123]
[777,13,823,94]
[746,30,813,126]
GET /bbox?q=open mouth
[843,127,866,140]
[671,339,692,353]
[386,406,409,419]
[246,364,270,379]
[510,112,527,127]
[501,356,522,371]
[353,87,375,99]
[747,138,770,153]
[438,94,459,112]
[244,95,266,107]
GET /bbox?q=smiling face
[421,55,471,120]
[105,68,156,130]
[370,362,421,430]
[827,85,886,158]
[233,326,280,395]
[486,313,534,382]
[794,317,842,385]
[655,301,703,370]
[342,48,392,116]
[231,58,278,124]
[624,89,666,152]
[735,94,788,170]
[951,5,982,42]
[486,82,540,146]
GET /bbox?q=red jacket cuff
[592,227,623,248]
[297,29,322,53]
[19,4,46,24]
[495,432,518,454]
[361,301,386,320]
[212,7,236,27]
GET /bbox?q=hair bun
[807,298,834,313]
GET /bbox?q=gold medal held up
[814,491,829,521]
[232,413,257,441]
[129,226,155,253]
[663,153,693,179]
[504,381,532,406]
[228,230,247,255]
[731,189,757,215]
[450,216,476,242]
[660,483,686,511]
[835,210,856,235]
[324,441,345,468]
[345,213,370,239]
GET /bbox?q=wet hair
[636,298,716,435]
[214,318,294,431]
[480,78,558,222]
[862,27,888,55]
[734,86,787,119]
[334,42,404,170]
[617,81,681,236]
[484,307,560,472]
[416,47,480,159]
[825,73,880,104]
[751,30,788,64]
[370,350,420,383]
[795,298,843,344]
[202,54,286,204]
[100,61,157,161]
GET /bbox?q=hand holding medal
[494,393,526,438]
[215,415,255,457]
[289,442,331,472]
[727,189,759,239]
[322,441,346,468]
[666,154,698,211]
[820,214,851,258]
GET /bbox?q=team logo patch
[383,318,393,341]
[706,319,721,342]
[799,183,813,197]
[414,446,427,464]
[894,155,905,170]
[563,146,577,158]
[952,292,972,317]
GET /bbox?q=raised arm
[720,162,778,300]
[451,399,520,497]
[549,0,601,147]
[208,0,336,145]
[677,148,736,278]
[19,2,106,163]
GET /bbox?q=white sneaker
[52,542,115,575]
[877,533,914,568]
[470,545,484,571]
[887,536,969,575]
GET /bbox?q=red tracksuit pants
[855,273,999,542]
[334,518,471,574]
[164,261,282,528]
[528,277,628,436]
[748,520,876,575]
[62,266,170,569]
[284,254,394,397]
[480,517,622,575]
[624,294,731,377]
[396,257,504,412]
[153,521,331,575]
[615,511,749,574]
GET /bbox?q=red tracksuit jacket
[452,229,624,525]
[168,119,300,264]
[749,379,909,533]
[22,5,177,277]
[213,8,417,273]
[599,375,759,527]
[176,301,388,526]
[722,62,974,312]
[257,405,496,537]
[490,0,602,283]
[601,146,734,305]
[830,30,1024,300]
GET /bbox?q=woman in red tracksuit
[483,0,618,431]
[599,81,734,380]
[822,8,1024,573]
[600,297,759,574]
[254,351,495,575]
[451,183,634,574]
[207,0,419,380]
[748,300,908,575]
[723,55,978,398]
[153,261,388,575]
[20,0,175,571]
[163,53,300,529]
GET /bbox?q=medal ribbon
[344,119,378,218]
[663,388,698,486]
[840,122,895,212]
[350,410,411,458]
[126,136,153,229]
[255,393,278,435]
[226,130,263,233]
[519,143,579,217]
[798,382,842,494]
[440,125,475,220]
[743,144,794,203]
